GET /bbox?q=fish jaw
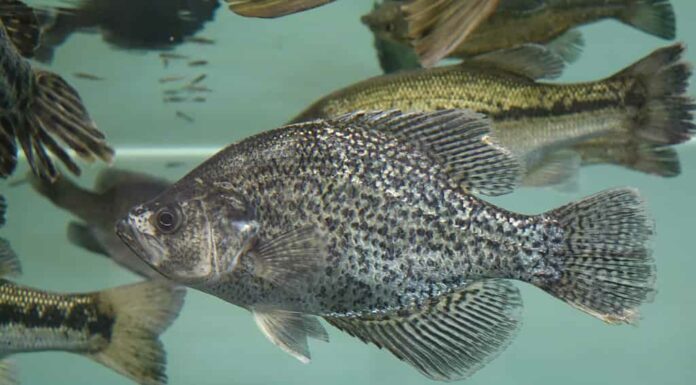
[116,207,167,274]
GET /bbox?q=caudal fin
[90,281,185,385]
[619,0,675,40]
[539,188,655,324]
[611,43,694,145]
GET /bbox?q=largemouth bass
[364,0,676,68]
[30,169,171,279]
[117,110,655,381]
[292,44,694,186]
[0,195,184,385]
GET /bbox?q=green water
[2,1,695,384]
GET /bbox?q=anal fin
[521,150,581,189]
[325,280,522,381]
[253,309,329,363]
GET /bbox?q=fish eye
[154,206,180,234]
[385,23,394,32]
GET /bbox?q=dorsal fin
[469,44,565,79]
[335,110,523,196]
[0,0,41,58]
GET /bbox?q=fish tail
[612,43,694,145]
[618,0,675,40]
[21,70,113,181]
[89,281,185,385]
[537,188,655,325]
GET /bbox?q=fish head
[361,1,408,42]
[116,180,258,285]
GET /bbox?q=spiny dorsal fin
[325,280,522,381]
[546,29,584,64]
[335,110,523,196]
[226,0,333,18]
[253,309,329,363]
[470,44,565,79]
[403,0,500,67]
[0,0,41,57]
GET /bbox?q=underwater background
[2,0,695,384]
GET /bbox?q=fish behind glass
[29,169,172,279]
[292,44,694,187]
[0,0,113,182]
[364,0,676,71]
[118,110,655,381]
[0,195,185,385]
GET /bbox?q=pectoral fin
[253,309,329,363]
[248,226,326,290]
[0,358,18,385]
[325,280,522,381]
[404,0,500,67]
[0,0,41,57]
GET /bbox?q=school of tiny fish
[0,0,694,384]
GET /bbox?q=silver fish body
[118,111,655,381]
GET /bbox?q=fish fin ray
[325,280,522,381]
[67,221,110,256]
[335,110,523,196]
[546,29,584,64]
[619,0,675,40]
[0,238,20,277]
[0,359,18,385]
[610,43,694,145]
[0,0,41,57]
[251,226,326,289]
[521,150,580,188]
[0,119,17,178]
[404,0,500,67]
[253,309,329,363]
[470,44,565,79]
[541,188,655,324]
[90,282,185,385]
[226,0,333,18]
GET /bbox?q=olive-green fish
[117,110,655,381]
[364,0,675,70]
[0,195,184,385]
[29,169,171,279]
[0,0,113,182]
[292,43,694,186]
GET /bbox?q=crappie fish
[364,0,675,69]
[117,110,655,381]
[0,0,112,182]
[225,0,498,67]
[30,169,171,279]
[292,44,694,187]
[0,195,185,385]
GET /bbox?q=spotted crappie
[29,169,171,279]
[118,110,655,381]
[364,0,675,70]
[292,44,694,187]
[0,0,112,182]
[0,195,184,385]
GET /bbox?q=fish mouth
[116,218,166,271]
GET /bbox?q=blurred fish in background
[33,0,220,63]
[363,0,676,72]
[29,168,172,279]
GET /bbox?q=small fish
[163,89,181,95]
[225,0,335,17]
[185,36,215,45]
[164,96,187,103]
[364,0,675,69]
[158,75,186,83]
[188,59,208,66]
[165,161,186,168]
[189,73,207,85]
[29,169,172,279]
[159,52,189,60]
[292,44,694,186]
[184,85,212,93]
[118,110,656,381]
[176,110,194,122]
[0,193,185,385]
[0,0,113,182]
[192,96,206,102]
[73,72,104,80]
